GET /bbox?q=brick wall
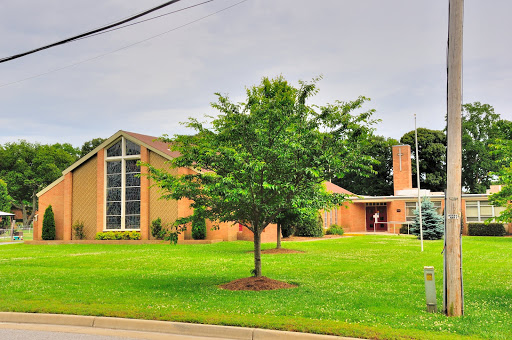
[393,145,413,194]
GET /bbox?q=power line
[0,0,184,64]
[0,0,250,89]
[75,0,214,42]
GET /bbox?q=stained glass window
[105,137,141,230]
[107,141,122,157]
[126,140,140,156]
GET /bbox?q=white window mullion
[121,137,126,230]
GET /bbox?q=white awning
[0,211,14,216]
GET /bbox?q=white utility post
[445,0,464,317]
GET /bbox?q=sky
[1,0,511,147]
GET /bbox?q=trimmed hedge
[467,223,506,236]
[95,231,141,240]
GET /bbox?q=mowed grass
[0,236,510,340]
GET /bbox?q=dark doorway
[366,205,388,232]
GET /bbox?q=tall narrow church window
[105,137,141,230]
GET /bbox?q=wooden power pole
[445,0,464,317]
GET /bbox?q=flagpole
[415,114,424,251]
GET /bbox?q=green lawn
[0,236,510,339]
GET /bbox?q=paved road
[0,323,229,340]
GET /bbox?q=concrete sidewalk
[0,312,360,340]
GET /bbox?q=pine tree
[42,205,56,240]
[410,197,444,240]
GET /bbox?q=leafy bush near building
[326,224,344,235]
[151,218,168,240]
[295,212,324,237]
[399,225,410,234]
[95,231,141,240]
[191,206,206,240]
[72,221,86,240]
[280,223,295,238]
[42,205,56,240]
[468,223,506,236]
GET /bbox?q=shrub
[191,207,206,240]
[468,223,506,236]
[94,231,141,240]
[295,212,324,237]
[326,224,344,236]
[399,224,411,234]
[72,221,86,240]
[42,205,56,240]
[151,218,168,240]
[280,223,295,238]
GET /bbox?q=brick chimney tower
[392,145,412,195]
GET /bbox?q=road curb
[0,312,359,339]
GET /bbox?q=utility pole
[444,0,464,317]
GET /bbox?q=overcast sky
[1,0,511,147]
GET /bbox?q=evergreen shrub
[410,197,444,240]
[468,223,506,236]
[42,205,56,240]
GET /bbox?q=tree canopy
[144,76,377,277]
[488,138,512,223]
[334,135,397,196]
[80,137,106,158]
[461,102,509,193]
[400,128,446,192]
[0,141,78,227]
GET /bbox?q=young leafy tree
[400,128,446,192]
[0,141,78,227]
[488,139,512,223]
[42,205,56,240]
[410,197,444,240]
[144,76,376,277]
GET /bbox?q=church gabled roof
[37,130,178,197]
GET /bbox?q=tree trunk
[21,203,28,228]
[253,230,262,277]
[276,222,281,249]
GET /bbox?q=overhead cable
[0,0,184,64]
[0,0,249,88]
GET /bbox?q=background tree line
[334,102,512,195]
[1,100,510,230]
[0,138,105,227]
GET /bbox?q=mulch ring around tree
[219,276,298,291]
